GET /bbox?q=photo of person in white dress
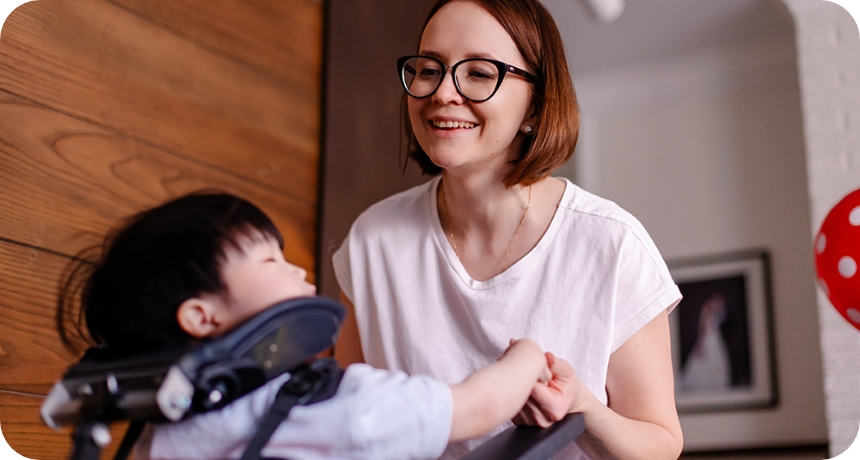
[681,294,731,391]
[676,276,753,393]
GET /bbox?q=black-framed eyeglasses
[397,55,538,103]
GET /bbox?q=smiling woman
[331,0,683,459]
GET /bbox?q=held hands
[512,352,588,428]
[504,339,552,384]
[449,339,561,442]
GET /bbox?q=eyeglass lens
[401,57,500,101]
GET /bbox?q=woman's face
[408,1,535,175]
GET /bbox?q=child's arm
[448,339,551,442]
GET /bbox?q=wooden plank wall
[0,0,324,458]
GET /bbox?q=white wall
[783,0,860,456]
[559,30,829,453]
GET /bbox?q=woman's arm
[333,291,365,366]
[514,310,683,460]
[449,339,550,442]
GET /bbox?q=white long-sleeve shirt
[134,364,452,460]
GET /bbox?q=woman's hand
[514,312,683,459]
[513,313,683,460]
[512,352,590,428]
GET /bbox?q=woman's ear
[521,104,539,135]
[177,297,222,338]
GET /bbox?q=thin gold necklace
[440,183,531,275]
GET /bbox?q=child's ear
[177,297,222,338]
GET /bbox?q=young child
[57,192,557,460]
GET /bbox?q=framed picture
[668,250,777,414]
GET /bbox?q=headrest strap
[239,358,344,460]
[112,420,145,460]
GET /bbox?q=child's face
[216,233,317,329]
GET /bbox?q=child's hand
[504,338,540,357]
[505,339,552,383]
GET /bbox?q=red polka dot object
[815,188,860,331]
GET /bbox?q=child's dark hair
[57,192,284,357]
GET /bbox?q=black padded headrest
[42,296,345,429]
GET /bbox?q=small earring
[523,125,534,134]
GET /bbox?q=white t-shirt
[134,363,452,460]
[332,177,682,459]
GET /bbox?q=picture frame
[668,250,777,414]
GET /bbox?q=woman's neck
[439,171,527,234]
[438,171,565,281]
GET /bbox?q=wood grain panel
[0,0,320,202]
[0,0,324,458]
[109,0,322,90]
[0,390,128,460]
[0,240,79,395]
[0,90,316,273]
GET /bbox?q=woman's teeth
[432,120,475,129]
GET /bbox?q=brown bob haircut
[403,0,580,187]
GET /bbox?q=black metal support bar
[69,421,105,460]
[461,413,585,460]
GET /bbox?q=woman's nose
[431,69,464,104]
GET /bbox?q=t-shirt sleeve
[332,235,354,303]
[345,364,452,459]
[611,221,682,352]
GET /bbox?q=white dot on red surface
[839,256,857,278]
[848,309,860,324]
[850,206,860,226]
[816,233,827,254]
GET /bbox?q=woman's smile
[431,120,476,129]
[428,116,479,139]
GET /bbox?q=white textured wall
[565,20,830,453]
[783,0,860,456]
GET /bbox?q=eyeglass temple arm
[505,65,538,83]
